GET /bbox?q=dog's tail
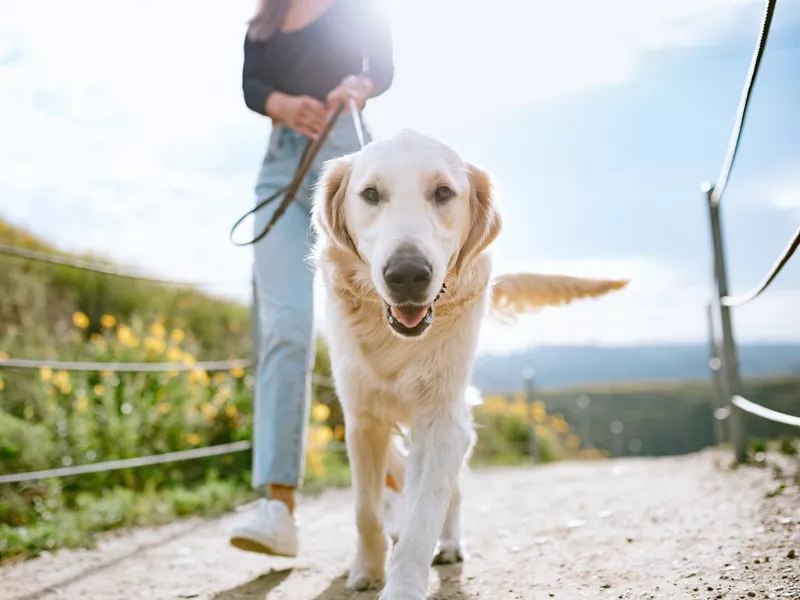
[490,273,629,319]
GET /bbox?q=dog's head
[312,130,502,339]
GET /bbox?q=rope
[0,440,348,485]
[0,355,336,387]
[710,0,777,207]
[229,92,369,247]
[229,103,347,246]
[732,395,800,428]
[0,356,251,373]
[722,223,800,306]
[0,244,244,288]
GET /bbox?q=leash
[230,95,367,247]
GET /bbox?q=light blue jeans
[251,111,371,488]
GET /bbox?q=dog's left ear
[454,163,502,274]
[312,155,359,256]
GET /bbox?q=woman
[229,0,399,558]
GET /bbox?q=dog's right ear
[312,155,359,256]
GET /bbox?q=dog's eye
[434,185,455,204]
[360,186,380,205]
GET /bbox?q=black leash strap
[229,102,346,247]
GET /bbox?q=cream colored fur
[310,130,627,599]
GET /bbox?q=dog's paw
[346,563,385,591]
[432,540,467,565]
[379,585,424,600]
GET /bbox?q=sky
[1,0,799,355]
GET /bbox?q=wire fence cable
[722,223,800,307]
[0,243,246,289]
[0,355,335,388]
[710,0,777,207]
[731,395,800,428]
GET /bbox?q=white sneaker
[229,499,299,557]
[383,486,403,542]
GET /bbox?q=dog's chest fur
[320,250,493,405]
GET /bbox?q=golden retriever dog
[311,130,627,599]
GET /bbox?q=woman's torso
[250,0,370,102]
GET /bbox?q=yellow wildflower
[76,396,88,413]
[149,322,166,339]
[166,346,184,362]
[481,395,507,414]
[170,328,185,343]
[144,336,166,355]
[311,403,330,423]
[509,401,527,418]
[72,312,90,329]
[100,314,117,328]
[566,434,582,449]
[213,372,226,385]
[117,325,134,345]
[186,433,201,446]
[306,450,326,477]
[531,401,547,423]
[182,353,196,367]
[167,370,179,378]
[101,370,112,379]
[551,415,570,434]
[216,384,231,403]
[156,389,166,401]
[200,402,217,421]
[0,379,5,391]
[230,367,245,379]
[157,402,172,414]
[53,370,70,388]
[334,424,345,441]
[93,384,105,396]
[225,404,238,419]
[188,367,210,387]
[0,351,8,361]
[40,366,53,381]
[309,425,333,448]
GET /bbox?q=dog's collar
[433,282,447,304]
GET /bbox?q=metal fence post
[704,183,747,463]
[705,302,728,446]
[522,367,539,463]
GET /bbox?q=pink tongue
[391,306,428,328]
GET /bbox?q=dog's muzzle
[382,245,438,338]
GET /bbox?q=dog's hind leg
[345,415,392,591]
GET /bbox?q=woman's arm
[242,34,276,116]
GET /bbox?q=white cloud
[367,0,762,136]
[0,0,779,350]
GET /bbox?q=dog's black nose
[383,247,433,304]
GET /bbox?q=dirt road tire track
[2,451,798,600]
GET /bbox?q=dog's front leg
[345,414,391,591]
[381,409,472,600]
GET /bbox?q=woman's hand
[326,75,374,113]
[265,92,328,140]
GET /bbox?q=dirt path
[2,451,798,600]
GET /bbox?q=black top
[242,0,394,116]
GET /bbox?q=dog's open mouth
[386,304,434,337]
